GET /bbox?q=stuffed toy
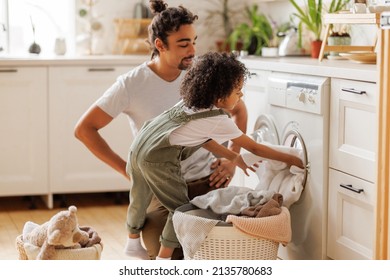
[22,205,100,260]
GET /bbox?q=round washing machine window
[282,129,309,190]
[252,114,280,145]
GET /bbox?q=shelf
[319,13,381,62]
[113,18,151,55]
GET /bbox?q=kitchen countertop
[0,54,150,66]
[240,56,378,83]
[0,54,378,83]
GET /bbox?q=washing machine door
[252,114,280,145]
[278,123,313,260]
[281,125,308,189]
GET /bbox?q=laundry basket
[173,204,280,260]
[15,234,103,260]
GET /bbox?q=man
[74,0,247,260]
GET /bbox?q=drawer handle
[340,184,364,194]
[250,72,258,77]
[0,69,18,73]
[88,68,115,72]
[341,87,366,95]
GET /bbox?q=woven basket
[15,235,103,260]
[191,225,279,260]
[174,204,279,260]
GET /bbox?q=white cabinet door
[327,169,375,260]
[0,67,48,196]
[329,79,377,183]
[49,66,133,194]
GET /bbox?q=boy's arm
[209,99,248,186]
[203,140,252,176]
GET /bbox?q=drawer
[329,78,377,182]
[327,168,375,260]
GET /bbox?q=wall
[1,0,377,56]
[75,0,376,55]
[74,0,268,55]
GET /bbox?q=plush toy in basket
[16,205,103,260]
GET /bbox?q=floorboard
[0,192,134,260]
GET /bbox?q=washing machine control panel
[268,73,330,115]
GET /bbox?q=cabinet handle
[88,68,115,72]
[250,72,258,77]
[0,69,18,73]
[339,184,364,194]
[341,87,366,95]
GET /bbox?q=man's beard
[178,56,194,70]
[178,63,188,70]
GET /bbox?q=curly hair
[180,52,249,110]
[147,0,198,58]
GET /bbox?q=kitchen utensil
[54,37,66,55]
[278,28,306,56]
[134,0,152,18]
[354,3,367,13]
[339,51,377,63]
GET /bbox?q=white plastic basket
[174,204,279,260]
[15,234,103,260]
[190,225,279,260]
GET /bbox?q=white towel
[242,144,305,208]
[172,211,218,259]
[190,186,275,214]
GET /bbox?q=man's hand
[209,158,237,188]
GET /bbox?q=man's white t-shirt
[95,62,224,180]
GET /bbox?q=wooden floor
[0,192,134,260]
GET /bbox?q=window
[6,0,74,55]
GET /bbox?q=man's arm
[74,105,129,180]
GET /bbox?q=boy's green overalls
[126,101,228,248]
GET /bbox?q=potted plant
[326,0,351,57]
[288,0,350,58]
[327,25,351,57]
[229,4,287,56]
[288,0,323,58]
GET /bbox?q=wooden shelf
[319,13,381,61]
[113,18,151,55]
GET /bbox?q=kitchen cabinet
[0,67,49,198]
[49,66,133,194]
[327,78,377,259]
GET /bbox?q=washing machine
[251,72,330,260]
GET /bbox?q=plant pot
[216,40,243,53]
[328,36,351,56]
[311,40,322,59]
[261,47,278,57]
[247,37,258,55]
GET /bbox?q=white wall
[73,0,268,55]
[75,0,375,55]
[2,0,377,56]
